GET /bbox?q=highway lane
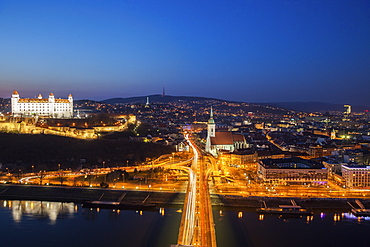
[177,137,217,247]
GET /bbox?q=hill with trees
[0,132,174,173]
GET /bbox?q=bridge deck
[177,139,217,247]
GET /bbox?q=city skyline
[1,1,369,106]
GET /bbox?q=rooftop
[342,164,370,169]
[260,157,324,169]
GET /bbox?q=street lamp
[58,164,61,171]
[18,169,22,183]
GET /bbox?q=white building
[342,164,370,188]
[11,91,73,118]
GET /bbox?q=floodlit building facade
[342,164,370,188]
[11,91,73,118]
[258,157,328,185]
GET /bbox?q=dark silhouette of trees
[0,132,174,171]
[57,173,67,185]
[37,170,46,185]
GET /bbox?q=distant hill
[102,95,292,114]
[4,94,368,114]
[102,94,220,104]
[265,102,370,113]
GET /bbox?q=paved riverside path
[176,138,217,247]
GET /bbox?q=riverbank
[0,184,185,206]
[1,184,369,210]
[216,194,370,210]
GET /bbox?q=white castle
[11,90,73,118]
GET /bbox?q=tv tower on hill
[162,86,166,97]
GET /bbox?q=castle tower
[48,93,55,117]
[68,94,74,117]
[48,93,55,102]
[11,90,20,115]
[205,107,216,152]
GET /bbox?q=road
[177,137,217,247]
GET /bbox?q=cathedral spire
[206,106,216,152]
[208,106,215,124]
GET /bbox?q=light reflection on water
[214,208,370,247]
[0,200,181,247]
[2,200,370,247]
[3,200,75,224]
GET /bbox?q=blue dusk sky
[0,0,369,106]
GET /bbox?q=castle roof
[17,97,70,103]
[13,90,19,95]
[19,98,48,103]
[55,99,70,103]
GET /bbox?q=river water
[1,200,370,247]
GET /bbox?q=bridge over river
[174,137,217,247]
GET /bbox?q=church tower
[205,107,215,152]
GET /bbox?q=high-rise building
[11,91,73,118]
[344,104,351,115]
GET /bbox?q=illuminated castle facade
[11,91,73,118]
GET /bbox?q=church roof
[211,131,246,145]
[232,133,246,142]
[211,132,234,145]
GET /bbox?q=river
[1,200,370,247]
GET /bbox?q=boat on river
[82,200,157,210]
[257,199,313,215]
[82,192,157,210]
[348,200,370,217]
